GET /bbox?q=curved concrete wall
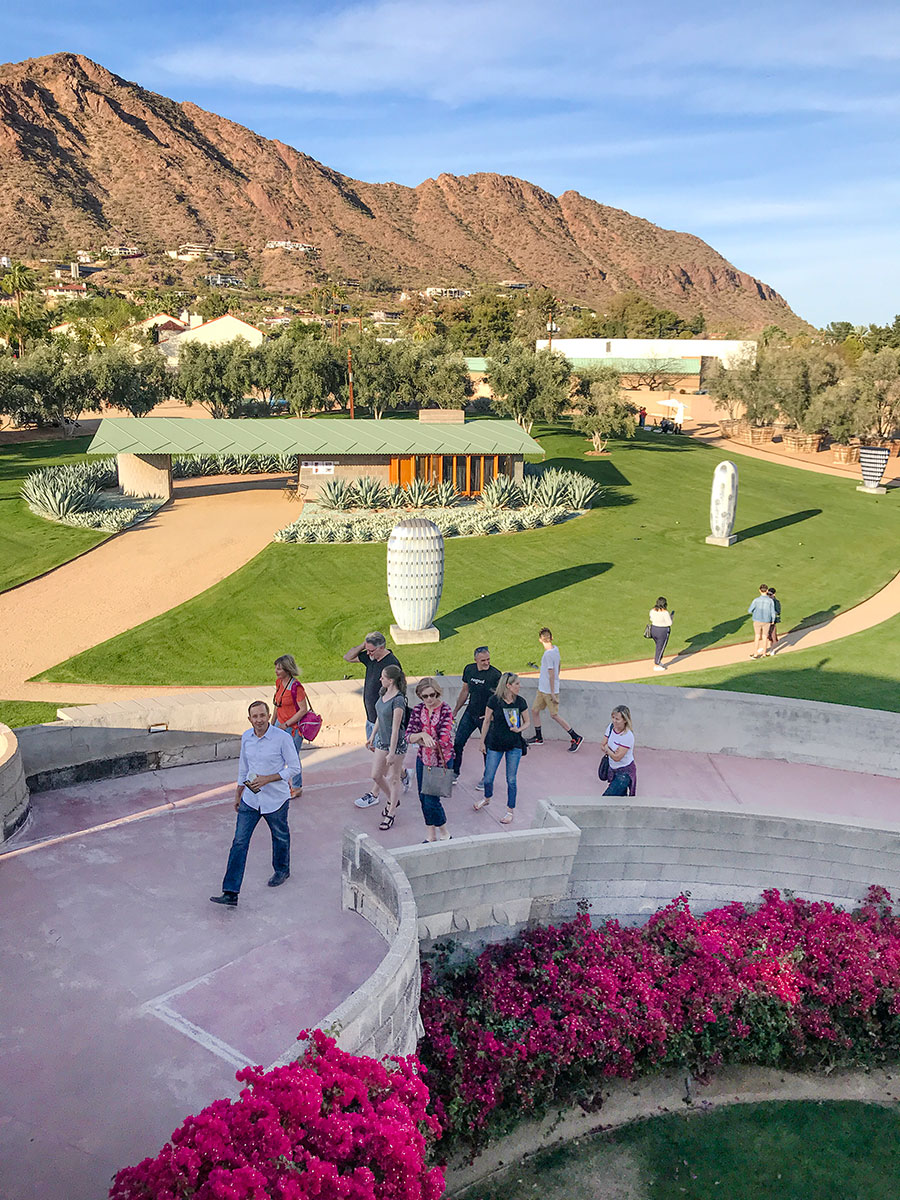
[16,677,900,792]
[0,724,30,841]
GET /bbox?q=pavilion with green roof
[88,416,543,502]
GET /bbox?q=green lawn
[36,426,899,688]
[473,1100,900,1200]
[632,611,900,713]
[0,700,70,729]
[0,437,107,592]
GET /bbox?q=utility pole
[547,311,554,353]
[347,346,355,419]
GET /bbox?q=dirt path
[1,475,298,702]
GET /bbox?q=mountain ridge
[0,52,805,330]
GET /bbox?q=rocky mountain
[0,52,805,330]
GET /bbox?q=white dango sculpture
[386,517,444,643]
[706,460,739,546]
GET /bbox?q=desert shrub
[384,483,407,508]
[535,467,569,507]
[352,475,388,510]
[564,472,599,508]
[518,474,540,505]
[21,470,95,519]
[403,479,437,508]
[433,480,459,507]
[317,478,355,511]
[481,475,520,509]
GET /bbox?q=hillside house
[204,273,243,288]
[101,245,142,258]
[158,314,264,365]
[167,244,237,263]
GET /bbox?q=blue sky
[6,0,900,327]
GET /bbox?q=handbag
[597,722,613,782]
[297,709,323,741]
[643,623,652,638]
[421,743,454,797]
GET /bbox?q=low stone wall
[393,801,580,941]
[272,829,422,1064]
[0,724,30,841]
[545,796,900,923]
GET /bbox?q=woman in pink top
[406,677,454,841]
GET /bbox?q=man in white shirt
[526,627,583,752]
[210,700,301,907]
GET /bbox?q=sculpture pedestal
[391,624,440,644]
[705,534,737,546]
[857,484,887,495]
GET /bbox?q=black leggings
[650,625,670,665]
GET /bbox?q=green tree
[486,344,571,432]
[92,344,169,417]
[0,356,34,422]
[175,340,254,418]
[853,348,900,438]
[1,261,39,355]
[195,293,230,322]
[285,342,346,417]
[248,337,294,403]
[16,340,101,434]
[351,338,399,419]
[572,367,635,451]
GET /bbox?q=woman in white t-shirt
[600,705,637,795]
[648,596,674,672]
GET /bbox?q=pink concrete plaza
[2,737,899,1200]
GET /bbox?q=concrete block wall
[0,725,29,841]
[271,828,422,1064]
[549,796,900,923]
[117,453,173,501]
[392,801,581,940]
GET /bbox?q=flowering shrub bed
[109,1029,444,1200]
[420,888,900,1157]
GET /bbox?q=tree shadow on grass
[670,662,900,714]
[734,509,822,542]
[544,456,636,508]
[436,562,612,636]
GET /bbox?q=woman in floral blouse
[406,677,454,842]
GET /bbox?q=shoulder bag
[643,622,653,638]
[598,722,613,782]
[421,740,454,798]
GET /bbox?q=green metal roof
[464,357,489,373]
[567,357,701,374]
[87,417,543,457]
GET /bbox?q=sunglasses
[420,691,439,700]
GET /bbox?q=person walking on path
[748,585,776,659]
[367,664,409,832]
[638,406,647,429]
[526,628,583,751]
[344,632,408,807]
[648,598,674,672]
[210,701,301,907]
[767,588,782,656]
[272,654,308,796]
[407,677,454,842]
[600,705,637,796]
[451,645,501,788]
[475,672,531,824]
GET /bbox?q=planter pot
[831,443,859,465]
[717,419,740,439]
[859,445,891,490]
[386,517,444,633]
[784,431,822,453]
[748,425,774,446]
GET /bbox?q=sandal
[500,810,514,824]
[379,812,395,831]
[381,801,399,818]
[473,797,491,811]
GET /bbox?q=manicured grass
[0,437,107,592]
[37,426,899,687]
[476,1101,900,1200]
[0,700,70,728]
[632,611,900,713]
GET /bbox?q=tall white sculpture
[387,517,444,643]
[858,445,890,494]
[706,460,739,546]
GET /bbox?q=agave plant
[332,521,354,542]
[21,470,95,519]
[519,507,542,529]
[384,483,407,508]
[535,469,569,508]
[433,480,459,508]
[278,452,298,473]
[518,474,541,505]
[403,478,437,508]
[565,473,599,509]
[480,474,520,510]
[317,478,355,511]
[352,475,388,510]
[498,511,523,533]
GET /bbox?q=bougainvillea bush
[419,887,900,1157]
[109,1029,444,1200]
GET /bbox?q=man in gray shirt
[210,700,301,907]
[748,584,776,660]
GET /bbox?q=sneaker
[210,892,238,907]
[653,665,667,672]
[401,768,410,791]
[568,734,584,753]
[354,791,380,808]
[267,872,290,887]
[451,774,459,786]
[525,735,543,746]
[475,780,485,791]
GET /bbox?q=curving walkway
[0,474,298,703]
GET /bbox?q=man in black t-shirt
[451,645,501,786]
[343,631,405,807]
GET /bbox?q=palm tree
[1,261,38,356]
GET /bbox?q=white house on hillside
[159,314,265,365]
[535,337,756,368]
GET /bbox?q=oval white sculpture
[387,517,444,632]
[707,460,738,545]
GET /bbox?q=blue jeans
[483,747,522,809]
[453,708,483,781]
[222,799,290,894]
[415,757,447,828]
